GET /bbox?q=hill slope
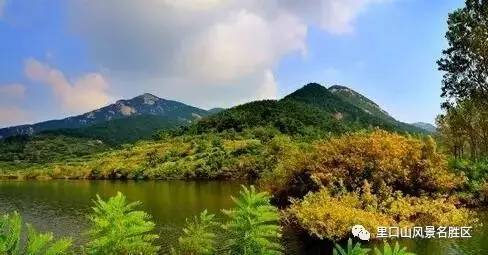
[329,85,394,121]
[196,83,424,135]
[44,115,184,145]
[411,122,437,133]
[0,93,209,139]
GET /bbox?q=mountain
[208,108,226,115]
[0,93,209,139]
[195,83,425,135]
[44,115,185,145]
[411,122,437,133]
[329,85,394,121]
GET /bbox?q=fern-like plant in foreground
[222,185,283,255]
[374,241,415,255]
[0,212,72,255]
[333,239,416,255]
[333,238,370,255]
[86,192,160,255]
[172,210,217,255]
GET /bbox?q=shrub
[222,186,283,255]
[173,186,284,255]
[332,239,416,255]
[266,130,464,202]
[259,136,315,204]
[310,131,462,195]
[387,195,473,227]
[172,210,217,255]
[287,189,393,240]
[374,241,415,255]
[287,188,474,241]
[86,192,159,254]
[0,212,72,255]
[333,238,370,255]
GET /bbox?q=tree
[436,99,488,159]
[86,192,160,255]
[438,0,488,107]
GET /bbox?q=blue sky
[0,0,463,127]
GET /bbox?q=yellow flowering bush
[309,130,462,195]
[387,195,473,227]
[287,188,474,241]
[287,189,393,240]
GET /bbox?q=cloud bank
[24,58,111,113]
[67,0,386,108]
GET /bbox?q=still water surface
[0,180,487,255]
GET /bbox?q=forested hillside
[194,83,425,136]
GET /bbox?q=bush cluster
[262,131,474,241]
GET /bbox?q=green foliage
[194,99,344,137]
[222,186,282,255]
[47,115,183,145]
[437,0,488,106]
[436,0,488,162]
[329,85,394,122]
[283,84,424,134]
[436,99,488,160]
[333,239,370,255]
[332,239,415,255]
[172,186,283,255]
[374,241,415,255]
[194,84,424,138]
[0,212,21,254]
[86,192,159,255]
[26,226,72,255]
[0,132,274,180]
[0,135,109,163]
[0,212,72,255]
[172,210,217,255]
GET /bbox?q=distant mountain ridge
[0,93,209,139]
[0,83,426,142]
[411,122,437,133]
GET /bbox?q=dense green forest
[44,115,184,145]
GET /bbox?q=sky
[0,0,464,128]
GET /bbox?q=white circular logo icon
[351,225,370,241]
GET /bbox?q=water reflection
[0,180,487,255]
[0,180,241,253]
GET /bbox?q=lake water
[0,180,487,255]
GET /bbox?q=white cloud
[279,0,389,34]
[66,0,389,108]
[24,58,111,114]
[187,10,306,83]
